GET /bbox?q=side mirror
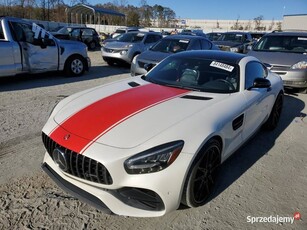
[249,78,271,90]
[144,63,155,72]
[246,45,253,51]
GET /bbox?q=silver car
[248,31,307,93]
[101,31,162,66]
[130,35,219,76]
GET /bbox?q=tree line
[0,0,177,27]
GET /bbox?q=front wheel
[181,139,221,207]
[262,92,283,130]
[65,56,85,76]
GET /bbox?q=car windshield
[144,56,239,93]
[218,33,244,42]
[150,39,190,53]
[57,27,73,34]
[253,35,307,53]
[117,32,144,43]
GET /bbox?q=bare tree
[254,15,264,30]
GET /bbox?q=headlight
[124,140,184,174]
[124,44,133,48]
[230,47,239,52]
[291,61,307,69]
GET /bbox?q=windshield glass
[145,56,239,93]
[151,39,190,53]
[117,32,144,43]
[218,33,244,42]
[254,35,307,53]
[57,27,72,34]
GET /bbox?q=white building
[172,18,282,32]
[282,14,307,31]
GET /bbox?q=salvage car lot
[0,50,306,229]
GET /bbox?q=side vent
[181,95,212,100]
[232,114,244,131]
[128,82,140,87]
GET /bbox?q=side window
[11,22,34,44]
[144,35,155,44]
[71,29,81,38]
[200,39,212,50]
[245,61,267,89]
[154,35,162,42]
[189,40,202,50]
[82,29,93,36]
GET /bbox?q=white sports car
[42,50,284,217]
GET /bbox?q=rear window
[254,35,307,53]
[150,39,190,53]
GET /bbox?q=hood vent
[181,95,212,100]
[128,82,141,87]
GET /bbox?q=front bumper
[272,69,307,89]
[86,57,91,71]
[42,143,192,217]
[101,47,132,64]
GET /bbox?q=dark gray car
[248,31,307,92]
[130,35,219,76]
[213,32,254,53]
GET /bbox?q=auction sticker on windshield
[210,61,234,72]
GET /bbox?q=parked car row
[1,17,306,93]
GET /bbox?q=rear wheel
[181,139,221,207]
[263,92,283,130]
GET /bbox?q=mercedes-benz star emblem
[52,148,68,172]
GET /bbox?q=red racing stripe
[50,83,189,154]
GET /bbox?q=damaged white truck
[0,16,91,77]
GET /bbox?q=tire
[181,139,221,207]
[64,55,85,77]
[107,61,115,66]
[262,92,283,130]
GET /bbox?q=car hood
[248,50,307,66]
[104,41,134,49]
[213,41,242,47]
[138,50,170,64]
[52,78,227,150]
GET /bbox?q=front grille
[103,47,120,53]
[218,45,230,51]
[270,65,290,72]
[42,132,113,185]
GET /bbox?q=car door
[0,22,20,76]
[10,21,59,73]
[242,61,271,140]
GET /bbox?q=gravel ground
[0,50,306,230]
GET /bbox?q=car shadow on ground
[0,65,130,92]
[177,93,305,210]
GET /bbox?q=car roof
[223,31,251,35]
[164,35,208,40]
[126,31,161,35]
[266,31,307,37]
[170,50,246,64]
